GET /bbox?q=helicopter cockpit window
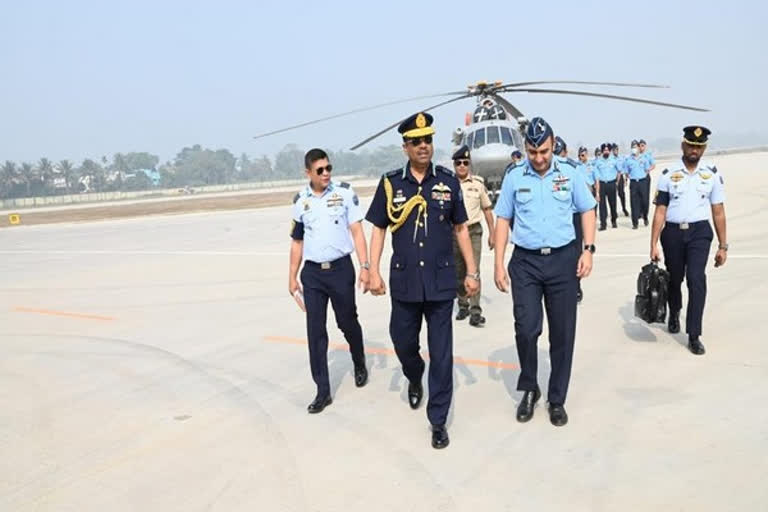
[465,131,474,149]
[500,127,514,145]
[487,126,500,144]
[472,128,485,148]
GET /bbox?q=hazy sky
[2,0,766,163]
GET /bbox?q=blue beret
[525,117,553,148]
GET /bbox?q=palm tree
[38,158,54,194]
[58,159,75,193]
[20,162,34,196]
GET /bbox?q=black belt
[600,179,616,183]
[665,220,708,230]
[515,241,575,256]
[305,254,351,270]
[631,176,649,182]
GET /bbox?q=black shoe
[516,388,541,422]
[632,224,638,229]
[623,210,630,217]
[408,380,423,409]
[643,218,649,226]
[548,403,568,426]
[688,337,706,355]
[307,395,332,414]
[354,364,368,387]
[612,221,618,228]
[598,225,607,231]
[456,308,469,321]
[668,312,680,334]
[431,424,450,449]
[469,313,486,327]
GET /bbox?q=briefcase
[634,261,670,324]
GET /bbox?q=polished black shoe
[548,403,568,426]
[632,224,638,230]
[307,395,332,414]
[431,424,450,449]
[668,312,680,334]
[611,221,618,228]
[598,225,607,231]
[643,217,649,226]
[516,388,541,422]
[456,308,470,321]
[623,210,630,217]
[354,364,368,387]
[469,313,486,327]
[688,337,706,355]
[408,380,423,409]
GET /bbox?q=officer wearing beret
[511,150,524,165]
[595,142,622,230]
[289,148,370,413]
[577,146,599,204]
[452,145,495,326]
[493,117,597,427]
[366,112,479,449]
[638,138,656,223]
[650,126,727,355]
[625,140,651,229]
[613,143,630,218]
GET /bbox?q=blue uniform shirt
[654,160,725,223]
[290,180,363,263]
[624,154,648,180]
[640,151,655,169]
[577,162,596,186]
[494,158,597,250]
[612,154,626,174]
[594,156,621,182]
[366,162,468,302]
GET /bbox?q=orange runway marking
[12,307,116,321]
[264,336,518,370]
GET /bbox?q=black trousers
[509,241,579,405]
[300,255,365,396]
[617,174,628,212]
[599,180,617,227]
[661,221,713,338]
[389,298,453,426]
[643,175,652,218]
[629,177,650,226]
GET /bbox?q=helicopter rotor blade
[253,91,465,140]
[490,93,525,119]
[504,88,709,112]
[348,93,472,151]
[500,80,669,90]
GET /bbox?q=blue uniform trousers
[599,180,617,227]
[661,221,713,338]
[630,177,650,226]
[509,241,579,405]
[389,298,453,426]
[300,255,365,396]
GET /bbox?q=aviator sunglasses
[314,164,333,175]
[407,135,433,146]
[454,159,470,166]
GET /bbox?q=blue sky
[2,0,766,163]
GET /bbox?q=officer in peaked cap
[366,112,479,449]
[650,125,727,355]
[493,117,597,427]
[451,145,495,326]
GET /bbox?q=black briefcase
[634,261,670,324]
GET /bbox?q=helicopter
[253,80,708,199]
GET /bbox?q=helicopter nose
[469,143,516,175]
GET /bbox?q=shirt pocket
[515,189,534,211]
[551,187,572,209]
[435,254,456,292]
[389,254,408,293]
[696,179,714,199]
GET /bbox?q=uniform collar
[401,161,436,182]
[459,173,473,183]
[523,158,558,178]
[304,181,335,197]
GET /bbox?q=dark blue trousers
[661,221,713,338]
[509,241,579,405]
[300,255,365,396]
[389,298,453,426]
[572,212,583,293]
[599,180,618,227]
[630,177,649,226]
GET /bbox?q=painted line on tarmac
[11,307,116,321]
[2,249,767,260]
[264,335,519,370]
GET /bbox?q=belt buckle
[680,222,690,230]
[541,248,551,255]
[320,262,331,270]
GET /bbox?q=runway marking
[12,307,116,321]
[1,250,767,260]
[264,335,519,370]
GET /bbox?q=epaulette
[662,169,669,175]
[384,168,401,178]
[505,161,523,175]
[338,181,350,189]
[292,192,300,204]
[472,175,485,183]
[565,157,579,168]
[711,165,718,174]
[436,165,455,177]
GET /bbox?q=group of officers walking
[287,112,728,449]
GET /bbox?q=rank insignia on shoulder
[662,169,669,175]
[339,182,350,189]
[292,193,300,204]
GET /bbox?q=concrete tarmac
[1,152,766,511]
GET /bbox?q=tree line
[0,143,445,200]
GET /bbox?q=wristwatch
[360,262,370,270]
[467,271,481,281]
[718,244,729,251]
[584,244,596,254]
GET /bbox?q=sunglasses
[314,164,333,175]
[406,135,433,146]
[454,159,470,167]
